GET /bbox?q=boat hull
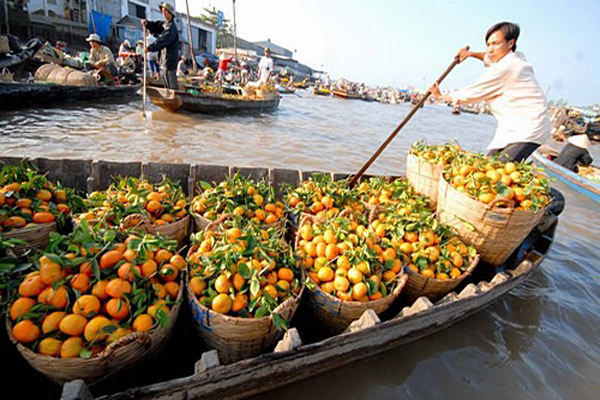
[332,89,361,99]
[532,151,600,202]
[147,87,281,114]
[0,82,141,110]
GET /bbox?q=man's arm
[147,22,178,53]
[456,48,486,63]
[143,20,164,36]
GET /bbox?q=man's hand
[141,20,147,27]
[429,82,441,99]
[456,48,471,63]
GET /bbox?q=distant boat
[532,151,600,202]
[313,87,330,96]
[146,87,280,114]
[332,89,361,100]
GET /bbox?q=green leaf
[101,324,118,334]
[199,181,212,191]
[384,259,396,270]
[79,349,92,359]
[238,263,251,279]
[272,312,289,331]
[103,230,117,244]
[250,278,260,297]
[255,306,268,318]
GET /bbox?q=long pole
[348,46,469,187]
[142,27,147,118]
[184,0,198,73]
[3,0,9,35]
[232,0,238,62]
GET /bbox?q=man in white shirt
[430,22,551,162]
[257,47,274,83]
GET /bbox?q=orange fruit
[70,273,90,293]
[154,249,173,264]
[10,297,36,321]
[36,189,52,202]
[12,319,41,344]
[48,285,69,308]
[317,266,334,282]
[59,314,87,336]
[158,264,178,282]
[153,282,167,298]
[333,276,350,292]
[277,268,294,282]
[164,281,180,299]
[147,300,169,319]
[79,262,93,275]
[83,316,112,342]
[123,249,137,262]
[146,200,162,213]
[33,212,56,224]
[117,262,140,281]
[352,282,368,301]
[100,250,124,269]
[211,294,232,314]
[169,255,187,270]
[106,298,130,320]
[232,273,246,291]
[231,293,248,312]
[214,274,232,294]
[106,328,133,345]
[105,279,132,299]
[60,337,84,358]
[72,295,101,318]
[263,284,278,299]
[38,338,63,356]
[42,311,67,334]
[189,277,207,296]
[18,274,46,297]
[16,198,33,209]
[133,314,154,332]
[92,280,110,301]
[40,262,64,285]
[141,259,158,278]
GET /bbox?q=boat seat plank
[189,164,231,194]
[231,166,270,183]
[142,162,191,196]
[90,160,143,191]
[270,169,302,199]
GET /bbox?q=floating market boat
[0,82,141,110]
[532,151,600,202]
[276,85,296,94]
[332,89,361,100]
[313,87,331,96]
[146,86,280,114]
[0,156,558,400]
[293,81,309,89]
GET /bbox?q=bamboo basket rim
[6,273,185,377]
[403,253,480,282]
[2,221,57,237]
[73,213,190,234]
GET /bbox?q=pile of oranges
[77,176,188,227]
[187,219,301,322]
[9,223,185,358]
[0,161,80,232]
[410,141,464,166]
[191,174,285,226]
[444,153,552,211]
[284,174,359,220]
[370,209,476,280]
[355,177,430,210]
[296,215,403,302]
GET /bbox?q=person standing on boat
[554,134,593,172]
[216,53,233,83]
[257,47,274,84]
[86,33,117,83]
[146,35,160,80]
[177,55,189,77]
[430,22,551,162]
[142,2,179,90]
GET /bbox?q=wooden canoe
[532,151,600,202]
[146,87,281,114]
[332,89,361,100]
[0,82,141,110]
[0,157,553,400]
[313,87,331,96]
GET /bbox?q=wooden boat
[532,151,600,202]
[293,81,309,89]
[0,82,141,110]
[332,89,361,100]
[0,156,557,400]
[276,85,296,94]
[146,86,280,114]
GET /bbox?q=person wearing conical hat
[142,2,180,89]
[554,133,594,172]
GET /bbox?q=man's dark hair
[486,22,520,51]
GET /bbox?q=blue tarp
[89,11,112,42]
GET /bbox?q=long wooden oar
[348,46,470,187]
[142,27,148,118]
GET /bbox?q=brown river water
[0,93,598,399]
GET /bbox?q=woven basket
[406,154,444,205]
[2,222,57,257]
[401,254,480,304]
[436,176,547,266]
[6,278,184,385]
[187,284,301,364]
[113,214,190,248]
[296,213,407,334]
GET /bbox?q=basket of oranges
[76,176,190,247]
[186,217,302,364]
[6,222,186,384]
[296,212,407,334]
[437,152,552,266]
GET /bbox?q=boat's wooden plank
[96,258,537,400]
[90,160,142,191]
[231,166,269,183]
[301,170,331,181]
[270,168,301,199]
[142,162,191,196]
[34,157,92,192]
[189,164,231,195]
[0,156,25,167]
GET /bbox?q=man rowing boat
[430,22,551,162]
